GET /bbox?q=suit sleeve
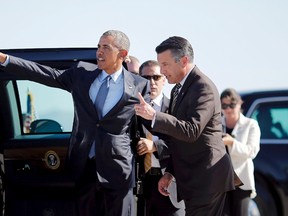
[152,82,217,143]
[3,55,75,91]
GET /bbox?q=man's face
[141,65,165,100]
[96,35,125,73]
[221,97,241,120]
[157,50,185,84]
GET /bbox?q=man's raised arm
[0,53,8,65]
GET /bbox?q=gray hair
[102,30,130,51]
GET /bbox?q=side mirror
[30,119,63,133]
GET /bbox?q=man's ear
[119,49,128,60]
[180,56,189,67]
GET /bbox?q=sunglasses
[142,75,163,81]
[221,103,237,110]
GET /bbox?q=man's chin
[150,92,157,99]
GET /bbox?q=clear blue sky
[1,0,288,97]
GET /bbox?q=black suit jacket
[4,56,150,190]
[152,66,234,202]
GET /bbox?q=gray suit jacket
[152,66,234,202]
[5,56,150,190]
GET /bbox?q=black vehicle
[240,89,288,216]
[0,48,97,216]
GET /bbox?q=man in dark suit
[137,60,185,216]
[135,36,235,216]
[0,30,150,216]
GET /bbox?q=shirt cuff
[164,172,176,182]
[151,112,156,128]
[1,55,10,67]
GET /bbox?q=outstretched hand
[134,92,155,120]
[0,53,7,64]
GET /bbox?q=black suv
[0,48,288,216]
[0,48,99,216]
[241,89,288,216]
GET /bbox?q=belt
[147,167,162,176]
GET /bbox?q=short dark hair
[155,36,194,63]
[139,60,159,76]
[220,88,242,104]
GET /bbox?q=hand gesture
[134,92,155,120]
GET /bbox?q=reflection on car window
[251,104,288,139]
[17,80,74,133]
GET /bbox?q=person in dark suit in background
[137,60,185,216]
[135,36,235,216]
[0,30,150,216]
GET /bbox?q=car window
[251,103,288,139]
[17,80,74,133]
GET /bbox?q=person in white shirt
[221,88,261,216]
[136,60,185,216]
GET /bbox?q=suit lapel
[172,66,197,114]
[79,68,101,119]
[231,113,246,138]
[101,69,135,118]
[161,95,170,113]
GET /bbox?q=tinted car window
[250,103,288,139]
[17,80,74,133]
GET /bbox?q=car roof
[240,89,288,98]
[240,89,288,115]
[0,48,98,69]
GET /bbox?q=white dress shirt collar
[100,67,123,82]
[178,64,195,87]
[151,93,164,108]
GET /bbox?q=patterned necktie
[95,75,111,119]
[144,131,153,173]
[171,83,182,113]
[144,101,154,173]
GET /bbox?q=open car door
[0,48,99,216]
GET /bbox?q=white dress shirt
[88,68,124,158]
[150,93,164,168]
[89,69,124,116]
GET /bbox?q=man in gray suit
[0,30,150,216]
[135,36,235,216]
[137,60,185,216]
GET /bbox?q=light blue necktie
[95,75,111,119]
[89,75,111,158]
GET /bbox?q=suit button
[96,124,100,127]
